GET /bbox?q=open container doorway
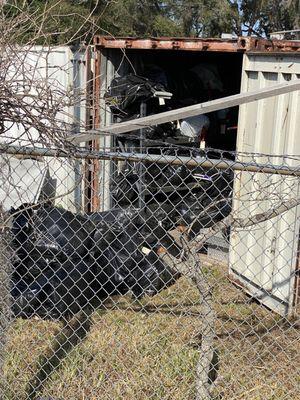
[88,36,300,316]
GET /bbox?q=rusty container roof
[94,35,300,53]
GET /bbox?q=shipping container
[0,46,88,212]
[230,53,300,316]
[90,36,300,316]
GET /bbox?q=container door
[229,53,300,316]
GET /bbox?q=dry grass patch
[1,264,299,400]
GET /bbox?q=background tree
[284,0,300,28]
[3,0,300,42]
[163,0,239,37]
[239,0,297,37]
[3,0,182,43]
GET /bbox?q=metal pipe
[139,101,147,209]
[1,144,300,177]
[72,53,83,213]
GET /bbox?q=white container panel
[0,46,86,212]
[230,53,300,316]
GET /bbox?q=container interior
[100,48,244,152]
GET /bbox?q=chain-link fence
[0,146,299,400]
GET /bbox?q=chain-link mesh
[0,147,299,400]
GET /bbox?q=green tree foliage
[3,1,183,43]
[163,0,239,37]
[95,0,181,37]
[239,0,298,36]
[2,0,300,44]
[3,0,101,45]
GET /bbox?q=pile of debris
[8,67,235,320]
[105,69,234,236]
[10,204,181,319]
[9,165,232,320]
[112,164,233,238]
[104,65,237,149]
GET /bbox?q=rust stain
[93,36,300,53]
[84,47,93,213]
[177,225,188,233]
[94,36,244,52]
[157,246,167,255]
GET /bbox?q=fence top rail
[1,144,300,177]
[67,80,300,144]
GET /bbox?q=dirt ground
[1,261,299,400]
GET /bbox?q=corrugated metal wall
[230,53,300,316]
[0,46,87,212]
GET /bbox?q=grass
[1,261,299,400]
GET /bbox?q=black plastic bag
[174,169,233,237]
[177,198,232,238]
[10,204,181,319]
[93,228,179,300]
[33,205,95,260]
[89,207,182,256]
[104,74,167,117]
[10,204,95,261]
[111,170,140,207]
[12,258,104,319]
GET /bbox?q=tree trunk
[194,258,216,400]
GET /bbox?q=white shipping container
[0,46,87,212]
[6,39,296,315]
[91,37,300,315]
[229,53,300,316]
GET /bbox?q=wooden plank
[68,80,300,144]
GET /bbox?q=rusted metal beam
[250,38,300,53]
[93,36,247,52]
[93,36,300,53]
